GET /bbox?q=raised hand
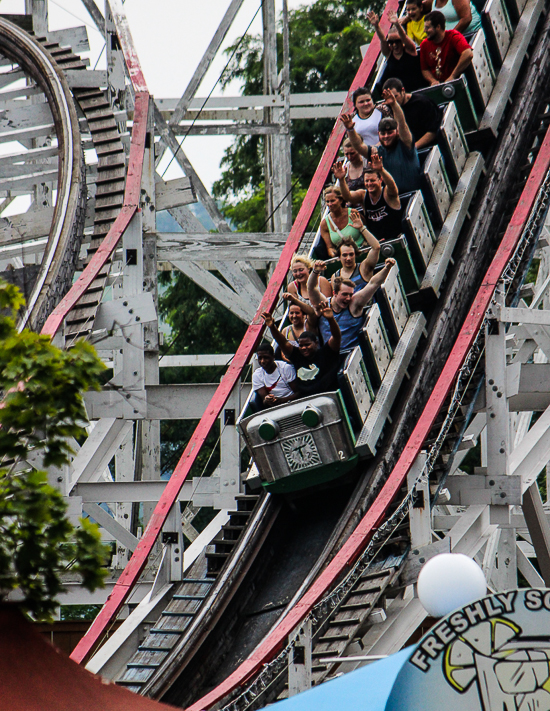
[350,209,364,230]
[370,151,383,172]
[332,161,346,180]
[385,257,397,269]
[261,311,275,328]
[382,88,396,107]
[367,10,379,26]
[387,9,399,24]
[340,113,355,131]
[314,260,327,273]
[318,300,334,320]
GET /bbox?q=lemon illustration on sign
[444,618,521,692]
[494,649,550,697]
[297,364,319,381]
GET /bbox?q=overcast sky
[0,0,312,191]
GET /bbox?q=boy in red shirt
[420,10,473,85]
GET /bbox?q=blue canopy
[271,647,412,711]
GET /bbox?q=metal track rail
[70,0,401,666]
[0,17,86,334]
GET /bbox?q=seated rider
[321,187,366,258]
[287,254,332,315]
[341,87,422,195]
[261,302,342,397]
[252,343,298,410]
[309,258,396,352]
[282,301,312,345]
[332,236,381,293]
[333,152,402,242]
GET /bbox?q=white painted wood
[45,25,90,53]
[69,418,133,491]
[170,259,257,323]
[82,502,139,551]
[517,543,545,587]
[85,509,229,677]
[65,70,108,88]
[155,176,195,211]
[500,306,550,325]
[510,403,550,492]
[169,0,246,127]
[159,354,234,367]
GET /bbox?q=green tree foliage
[0,281,109,620]
[213,0,379,223]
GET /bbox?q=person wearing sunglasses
[367,10,427,92]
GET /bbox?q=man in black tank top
[333,152,403,241]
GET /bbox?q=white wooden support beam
[288,620,312,696]
[83,502,139,551]
[93,293,157,331]
[217,383,242,508]
[170,260,257,323]
[153,103,231,233]
[499,306,550,325]
[105,0,126,103]
[159,354,234,368]
[211,260,265,306]
[486,291,509,478]
[81,0,105,35]
[492,526,517,590]
[155,176,195,211]
[111,425,135,569]
[84,383,254,420]
[162,505,184,582]
[69,418,132,492]
[485,290,511,525]
[510,401,550,492]
[169,0,246,127]
[516,542,545,587]
[446,474,521,505]
[522,482,550,585]
[407,451,431,548]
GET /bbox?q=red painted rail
[70,0,400,665]
[183,107,550,711]
[42,0,149,339]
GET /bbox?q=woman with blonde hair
[286,254,331,312]
[320,185,366,258]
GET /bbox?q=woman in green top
[430,0,482,34]
[320,186,365,258]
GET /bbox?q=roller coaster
[4,0,550,709]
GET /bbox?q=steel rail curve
[70,0,400,666]
[181,99,550,711]
[0,17,85,333]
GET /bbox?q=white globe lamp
[417,553,487,617]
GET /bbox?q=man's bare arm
[383,89,413,149]
[307,261,327,306]
[415,131,437,149]
[332,161,365,204]
[422,68,439,86]
[261,311,294,357]
[448,48,473,80]
[350,258,396,315]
